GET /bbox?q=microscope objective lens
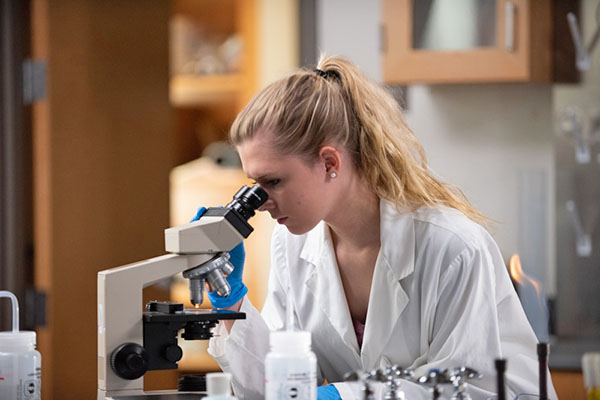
[189,278,204,306]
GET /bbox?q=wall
[316,0,381,80]
[408,84,555,292]
[257,0,300,87]
[316,0,556,293]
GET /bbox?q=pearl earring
[330,172,337,178]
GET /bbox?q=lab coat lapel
[301,222,361,358]
[360,201,415,369]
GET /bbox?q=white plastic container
[205,372,236,400]
[0,291,41,400]
[265,331,317,400]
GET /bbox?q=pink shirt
[352,318,365,349]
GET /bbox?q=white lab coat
[208,201,557,399]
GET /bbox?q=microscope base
[98,389,206,399]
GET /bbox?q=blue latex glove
[191,207,248,308]
[190,206,207,222]
[317,385,341,400]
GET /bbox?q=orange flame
[509,254,541,297]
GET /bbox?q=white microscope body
[97,186,267,399]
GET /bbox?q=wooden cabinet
[28,0,293,396]
[169,0,256,162]
[381,0,571,84]
[551,369,586,399]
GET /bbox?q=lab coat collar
[378,200,415,281]
[299,220,327,266]
[361,200,414,369]
[299,200,415,278]
[301,222,361,359]
[300,200,415,368]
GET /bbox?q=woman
[204,56,556,399]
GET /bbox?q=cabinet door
[31,0,177,397]
[382,0,551,83]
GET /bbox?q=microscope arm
[98,253,212,397]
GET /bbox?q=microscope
[97,185,268,399]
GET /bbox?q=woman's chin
[284,221,317,236]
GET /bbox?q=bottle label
[0,355,41,400]
[265,371,316,400]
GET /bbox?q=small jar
[265,331,317,400]
[205,372,236,400]
[0,331,42,400]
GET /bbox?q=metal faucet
[345,365,414,400]
[446,367,483,400]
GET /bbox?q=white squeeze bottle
[205,372,236,400]
[265,331,317,400]
[0,291,42,400]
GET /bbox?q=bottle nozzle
[0,291,19,332]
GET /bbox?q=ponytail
[230,55,490,226]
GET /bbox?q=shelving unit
[170,73,246,106]
[170,0,256,121]
[168,0,257,163]
[167,0,299,375]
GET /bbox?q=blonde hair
[230,55,489,226]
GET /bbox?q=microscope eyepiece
[226,185,268,220]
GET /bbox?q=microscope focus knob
[110,343,149,380]
[163,344,183,363]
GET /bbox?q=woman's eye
[251,179,280,188]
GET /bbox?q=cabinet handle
[505,2,515,52]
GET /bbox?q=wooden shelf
[169,73,246,106]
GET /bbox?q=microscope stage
[143,308,246,323]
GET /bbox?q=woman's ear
[319,146,341,176]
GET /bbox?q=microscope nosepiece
[184,253,234,305]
